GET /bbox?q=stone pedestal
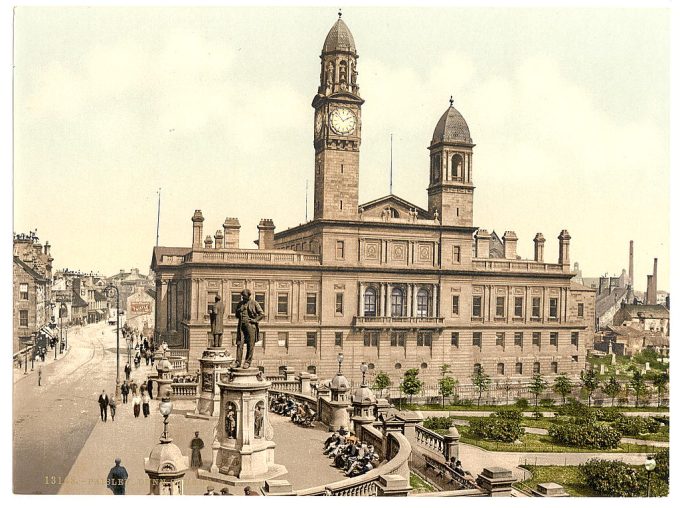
[531,482,568,497]
[443,426,460,462]
[198,367,286,486]
[376,474,412,496]
[144,438,189,495]
[476,467,515,497]
[196,347,233,417]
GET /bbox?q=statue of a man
[234,289,264,369]
[209,295,225,347]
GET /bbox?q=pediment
[359,194,431,220]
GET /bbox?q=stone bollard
[531,482,568,497]
[298,372,311,395]
[284,367,296,382]
[476,467,515,497]
[376,474,412,496]
[262,480,296,496]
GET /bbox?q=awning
[39,326,54,339]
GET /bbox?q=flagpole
[156,188,161,247]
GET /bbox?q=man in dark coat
[190,431,204,468]
[235,289,264,369]
[208,295,225,347]
[106,458,128,495]
[121,381,130,403]
[98,390,109,422]
[146,378,153,400]
[124,363,131,380]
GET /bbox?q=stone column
[433,284,438,318]
[386,283,392,317]
[359,282,365,317]
[411,284,418,317]
[406,284,412,318]
[379,283,385,317]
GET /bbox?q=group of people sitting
[269,394,316,427]
[323,431,380,477]
[172,373,198,383]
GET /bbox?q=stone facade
[151,15,595,384]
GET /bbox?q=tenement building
[151,15,595,383]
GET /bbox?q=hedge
[611,416,661,437]
[548,422,621,449]
[579,459,643,497]
[469,413,525,442]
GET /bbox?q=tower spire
[449,95,454,107]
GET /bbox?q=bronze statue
[208,295,225,347]
[234,289,264,369]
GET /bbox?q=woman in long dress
[190,431,204,468]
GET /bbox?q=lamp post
[159,390,174,442]
[337,352,344,374]
[104,284,121,402]
[30,332,36,371]
[360,362,368,386]
[645,455,656,497]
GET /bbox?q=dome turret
[431,98,472,145]
[322,14,357,55]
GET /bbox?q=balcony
[184,249,321,266]
[353,315,445,329]
[472,258,566,273]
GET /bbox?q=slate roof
[322,17,356,54]
[431,104,472,145]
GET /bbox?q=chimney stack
[558,230,571,270]
[257,219,276,250]
[502,231,518,259]
[204,235,213,249]
[223,218,241,249]
[475,229,491,258]
[646,274,654,304]
[651,258,658,304]
[192,210,204,249]
[214,229,224,249]
[533,233,545,262]
[628,240,634,289]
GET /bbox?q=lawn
[409,472,436,493]
[516,465,597,497]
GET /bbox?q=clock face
[330,107,356,135]
[315,111,323,136]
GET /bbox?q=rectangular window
[417,331,432,347]
[550,332,558,346]
[390,331,406,347]
[496,296,505,317]
[497,363,505,375]
[451,295,460,316]
[571,332,579,347]
[473,332,482,348]
[453,246,461,263]
[19,310,28,327]
[19,283,28,300]
[572,355,579,363]
[335,293,344,314]
[306,332,317,347]
[335,332,343,347]
[336,240,345,260]
[472,296,482,318]
[277,331,288,348]
[578,303,584,318]
[514,332,523,347]
[254,292,266,311]
[551,361,558,374]
[549,298,558,319]
[514,297,523,318]
[532,332,541,347]
[532,297,541,318]
[451,332,459,347]
[231,292,241,315]
[364,331,379,347]
[515,362,523,375]
[306,293,318,315]
[277,293,289,315]
[496,332,505,347]
[533,362,541,374]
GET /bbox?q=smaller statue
[209,295,225,347]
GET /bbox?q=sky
[11,5,670,289]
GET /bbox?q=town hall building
[151,14,595,385]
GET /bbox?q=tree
[401,368,423,404]
[580,368,599,407]
[528,374,548,411]
[438,364,458,407]
[471,366,491,407]
[552,374,574,405]
[372,371,391,398]
[628,367,648,408]
[651,371,669,408]
[602,376,622,407]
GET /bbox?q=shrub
[594,408,623,422]
[458,398,474,407]
[579,459,643,497]
[469,414,525,442]
[492,409,522,421]
[654,448,669,483]
[423,416,453,431]
[539,398,555,408]
[611,416,661,437]
[514,398,529,410]
[549,422,621,449]
[556,399,591,418]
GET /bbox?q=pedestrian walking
[109,397,117,422]
[132,393,141,418]
[38,366,42,386]
[98,390,109,422]
[144,349,150,366]
[124,363,131,380]
[142,391,151,417]
[147,378,154,400]
[121,381,129,404]
[190,431,204,468]
[131,382,138,395]
[106,458,128,495]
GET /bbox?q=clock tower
[312,13,364,221]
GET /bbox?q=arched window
[339,60,347,82]
[473,363,482,375]
[515,362,523,375]
[451,153,463,179]
[278,366,287,376]
[533,362,541,374]
[391,287,404,317]
[416,288,430,317]
[497,363,505,375]
[364,287,377,317]
[432,154,441,182]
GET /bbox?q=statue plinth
[195,347,233,417]
[197,367,286,486]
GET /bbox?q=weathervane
[449,95,454,107]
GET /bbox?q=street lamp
[159,390,174,442]
[360,362,368,386]
[30,332,36,371]
[104,284,121,402]
[645,455,656,497]
[337,352,344,374]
